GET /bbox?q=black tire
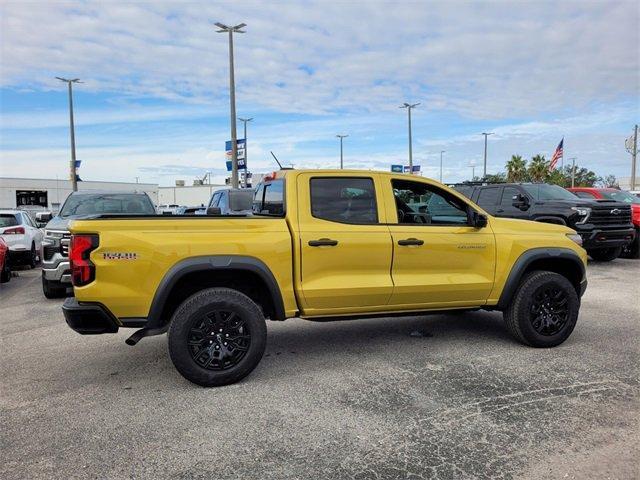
[42,276,67,299]
[168,288,267,387]
[29,243,37,268]
[620,233,640,259]
[587,247,622,262]
[0,255,10,283]
[504,270,579,348]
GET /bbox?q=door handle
[496,209,505,213]
[397,238,424,246]
[308,238,339,247]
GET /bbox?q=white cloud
[1,1,638,119]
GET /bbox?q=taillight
[70,234,99,286]
[3,226,25,235]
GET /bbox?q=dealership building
[0,177,159,211]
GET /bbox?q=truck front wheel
[504,271,579,348]
[168,288,267,387]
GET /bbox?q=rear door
[296,173,394,315]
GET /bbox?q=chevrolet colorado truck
[62,170,588,387]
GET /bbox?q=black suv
[453,182,635,262]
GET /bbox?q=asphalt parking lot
[1,261,638,480]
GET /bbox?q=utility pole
[215,22,246,189]
[626,125,638,190]
[481,132,494,179]
[568,157,577,188]
[336,134,348,169]
[238,117,253,187]
[400,102,420,172]
[56,77,81,191]
[469,160,476,181]
[439,150,446,182]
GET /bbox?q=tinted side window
[500,187,521,206]
[253,180,285,216]
[392,179,469,225]
[476,187,501,208]
[310,177,377,224]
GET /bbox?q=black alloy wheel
[529,286,569,336]
[187,310,251,371]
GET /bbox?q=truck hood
[44,216,71,232]
[490,216,574,235]
[535,198,629,209]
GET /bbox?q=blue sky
[1,1,638,186]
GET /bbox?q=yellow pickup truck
[62,169,587,386]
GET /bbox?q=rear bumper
[579,227,635,250]
[62,297,120,334]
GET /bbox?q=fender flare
[145,255,286,329]
[496,248,585,310]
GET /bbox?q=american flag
[549,138,563,170]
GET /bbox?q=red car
[0,237,10,283]
[568,187,640,258]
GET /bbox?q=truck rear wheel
[42,276,67,299]
[504,271,579,348]
[587,247,622,262]
[168,288,267,387]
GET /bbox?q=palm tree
[506,155,527,182]
[528,154,549,182]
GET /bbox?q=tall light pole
[567,157,577,187]
[336,134,348,169]
[400,102,420,172]
[468,160,476,181]
[481,132,494,179]
[439,150,446,182]
[238,117,253,187]
[215,22,246,189]
[56,77,81,191]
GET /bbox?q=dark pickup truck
[453,182,635,262]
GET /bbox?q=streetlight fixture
[336,134,348,169]
[56,77,82,192]
[238,116,253,187]
[400,102,420,172]
[481,132,494,178]
[468,160,476,180]
[439,150,446,182]
[215,22,246,189]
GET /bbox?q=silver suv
[41,191,156,298]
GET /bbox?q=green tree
[598,174,619,188]
[528,154,549,182]
[483,172,507,183]
[505,155,528,182]
[572,167,598,187]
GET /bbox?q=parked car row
[452,182,637,261]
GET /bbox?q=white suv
[0,210,43,267]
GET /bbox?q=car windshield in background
[600,190,640,204]
[523,184,580,201]
[253,180,285,216]
[0,214,19,227]
[60,194,156,217]
[229,190,254,211]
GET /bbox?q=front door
[496,186,530,219]
[296,173,394,315]
[384,177,496,309]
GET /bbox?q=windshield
[60,194,156,217]
[599,190,640,204]
[522,184,579,201]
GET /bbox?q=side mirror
[36,212,53,223]
[206,207,221,215]
[512,194,530,210]
[472,211,488,228]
